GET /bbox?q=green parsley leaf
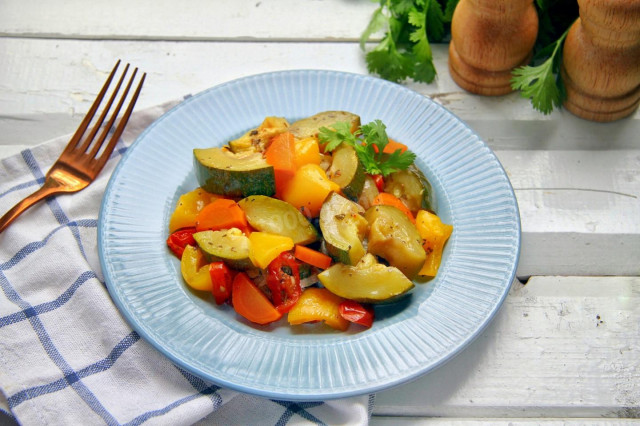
[366,41,413,84]
[361,0,447,84]
[360,7,387,51]
[319,119,416,177]
[408,5,438,83]
[379,150,417,176]
[364,15,416,83]
[317,121,358,152]
[442,0,459,22]
[390,0,416,15]
[511,59,559,114]
[360,119,390,153]
[425,0,446,42]
[354,142,382,175]
[510,26,571,114]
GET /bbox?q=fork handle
[0,183,63,233]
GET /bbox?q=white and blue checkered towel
[0,101,373,425]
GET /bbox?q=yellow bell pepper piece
[281,164,340,217]
[287,287,349,331]
[294,137,321,168]
[248,232,294,269]
[169,187,220,232]
[415,210,453,277]
[228,116,290,153]
[260,116,290,130]
[180,245,213,291]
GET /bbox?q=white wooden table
[1,1,638,424]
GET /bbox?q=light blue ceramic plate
[99,70,520,400]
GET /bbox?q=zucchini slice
[193,147,275,197]
[364,205,426,279]
[326,143,365,201]
[193,228,253,270]
[319,192,368,265]
[318,254,414,303]
[289,111,361,139]
[237,195,318,245]
[384,165,436,213]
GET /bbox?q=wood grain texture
[373,276,640,419]
[561,0,640,121]
[448,0,538,95]
[371,419,640,425]
[0,0,377,41]
[502,150,640,277]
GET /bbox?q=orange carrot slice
[265,132,297,198]
[294,245,332,270]
[371,192,415,223]
[373,137,409,154]
[195,198,250,233]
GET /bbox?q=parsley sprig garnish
[319,120,416,176]
[509,0,577,114]
[510,25,572,114]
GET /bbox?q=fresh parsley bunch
[319,120,416,176]
[360,0,459,84]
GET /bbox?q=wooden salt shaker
[448,0,538,96]
[561,0,640,122]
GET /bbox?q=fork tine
[88,68,138,158]
[93,70,146,171]
[62,60,121,155]
[78,63,131,154]
[87,65,137,158]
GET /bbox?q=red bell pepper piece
[370,174,385,192]
[209,262,235,305]
[166,227,197,258]
[339,300,374,328]
[266,251,302,314]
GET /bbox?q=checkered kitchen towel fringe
[0,100,374,426]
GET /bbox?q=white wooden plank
[501,150,640,277]
[0,40,369,137]
[373,276,640,419]
[1,39,638,144]
[0,0,378,41]
[371,418,640,425]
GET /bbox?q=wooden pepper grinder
[561,0,640,122]
[448,0,538,96]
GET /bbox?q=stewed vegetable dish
[167,111,453,331]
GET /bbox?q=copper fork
[0,60,145,233]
